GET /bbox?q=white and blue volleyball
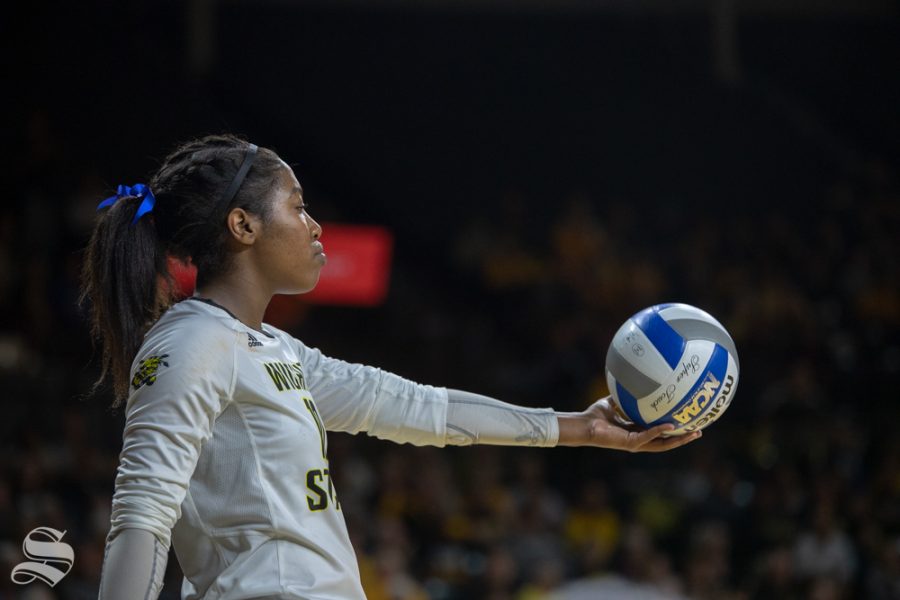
[605,303,739,436]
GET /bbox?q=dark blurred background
[2,0,900,598]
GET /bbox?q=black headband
[214,143,258,218]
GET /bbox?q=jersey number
[303,398,327,459]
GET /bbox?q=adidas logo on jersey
[247,333,263,348]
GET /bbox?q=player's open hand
[557,396,701,452]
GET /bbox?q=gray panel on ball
[666,318,739,369]
[605,345,661,398]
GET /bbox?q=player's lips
[312,243,326,264]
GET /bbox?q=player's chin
[279,272,322,296]
[299,272,324,295]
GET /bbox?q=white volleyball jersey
[108,298,450,599]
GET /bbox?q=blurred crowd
[0,112,899,600]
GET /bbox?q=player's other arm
[98,326,237,599]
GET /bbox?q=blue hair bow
[97,183,156,225]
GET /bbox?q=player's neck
[194,273,272,332]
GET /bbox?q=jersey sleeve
[294,340,559,448]
[106,321,238,549]
[295,341,450,446]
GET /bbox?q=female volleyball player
[82,135,700,599]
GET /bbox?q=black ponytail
[80,134,284,406]
[80,195,175,405]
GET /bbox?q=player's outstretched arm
[556,397,701,452]
[297,337,698,452]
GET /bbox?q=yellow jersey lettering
[306,469,328,511]
[264,361,308,392]
[671,372,721,425]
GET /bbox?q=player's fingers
[629,423,676,448]
[641,430,702,452]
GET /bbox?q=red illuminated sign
[167,223,394,313]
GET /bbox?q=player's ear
[225,207,261,246]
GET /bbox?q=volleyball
[605,303,739,436]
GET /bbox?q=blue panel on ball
[656,343,729,426]
[615,380,648,428]
[633,306,685,370]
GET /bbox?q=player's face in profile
[254,164,326,294]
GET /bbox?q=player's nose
[309,215,322,241]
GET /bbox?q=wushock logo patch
[131,354,170,390]
[10,527,74,587]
